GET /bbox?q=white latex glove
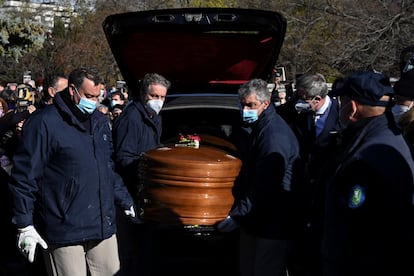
[124,205,136,217]
[124,205,143,224]
[17,225,48,263]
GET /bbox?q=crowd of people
[0,69,147,276]
[1,46,414,276]
[217,66,414,276]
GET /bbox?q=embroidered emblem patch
[348,185,365,209]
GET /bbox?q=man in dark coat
[322,71,414,276]
[112,72,171,276]
[8,67,136,276]
[286,73,344,276]
[392,70,414,122]
[217,78,302,276]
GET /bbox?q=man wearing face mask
[216,78,302,276]
[112,72,170,276]
[8,67,137,276]
[287,73,343,276]
[109,90,126,109]
[392,70,414,123]
[322,70,414,276]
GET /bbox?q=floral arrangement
[175,134,201,149]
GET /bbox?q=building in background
[0,1,73,32]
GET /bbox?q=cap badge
[348,185,365,209]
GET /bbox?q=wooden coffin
[140,142,241,225]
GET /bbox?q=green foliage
[51,17,68,39]
[0,17,45,62]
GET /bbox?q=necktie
[314,112,325,137]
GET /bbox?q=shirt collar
[316,95,331,115]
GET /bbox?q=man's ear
[68,85,75,96]
[48,87,55,98]
[263,99,270,109]
[349,100,359,122]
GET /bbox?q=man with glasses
[287,73,343,276]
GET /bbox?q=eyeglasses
[302,95,321,102]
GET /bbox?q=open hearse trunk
[103,7,286,228]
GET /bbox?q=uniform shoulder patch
[348,185,365,209]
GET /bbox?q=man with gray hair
[112,72,171,276]
[216,78,302,276]
[288,73,343,276]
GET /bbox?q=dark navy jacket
[112,99,162,199]
[233,104,302,239]
[289,96,342,169]
[322,113,414,276]
[284,97,343,234]
[9,91,134,245]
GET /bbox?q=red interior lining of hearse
[115,32,277,86]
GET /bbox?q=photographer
[0,90,37,275]
[0,84,37,174]
[0,103,36,174]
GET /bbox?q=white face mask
[295,100,312,114]
[111,100,122,107]
[147,99,164,114]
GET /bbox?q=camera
[16,84,34,112]
[23,70,32,84]
[116,80,126,89]
[16,99,32,112]
[116,80,127,93]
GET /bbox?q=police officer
[322,71,414,276]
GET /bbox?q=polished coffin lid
[140,144,242,225]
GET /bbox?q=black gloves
[216,216,239,232]
[216,197,252,233]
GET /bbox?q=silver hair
[296,73,328,98]
[238,78,270,103]
[139,73,171,100]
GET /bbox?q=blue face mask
[74,87,97,114]
[242,109,259,124]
